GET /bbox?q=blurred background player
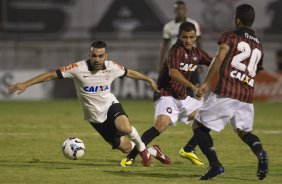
[8,41,164,167]
[121,22,212,167]
[193,4,268,180]
[159,0,202,98]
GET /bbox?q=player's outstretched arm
[126,69,160,93]
[197,43,230,97]
[8,71,58,95]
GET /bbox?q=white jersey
[163,17,201,47]
[57,60,127,123]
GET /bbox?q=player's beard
[90,61,103,71]
[93,64,102,70]
[184,43,193,50]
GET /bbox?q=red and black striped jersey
[154,40,212,101]
[213,28,264,103]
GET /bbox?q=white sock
[130,141,136,151]
[128,126,146,152]
[147,146,157,157]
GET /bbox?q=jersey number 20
[231,41,261,77]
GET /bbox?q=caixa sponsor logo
[180,63,197,72]
[83,85,110,93]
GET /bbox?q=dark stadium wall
[0,0,281,100]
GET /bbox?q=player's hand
[197,83,209,97]
[193,87,203,100]
[148,79,160,93]
[8,82,28,95]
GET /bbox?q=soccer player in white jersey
[9,41,165,167]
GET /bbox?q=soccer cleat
[139,148,152,167]
[179,148,204,166]
[199,165,224,180]
[120,157,134,167]
[257,150,268,180]
[152,145,172,165]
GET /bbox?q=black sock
[194,126,221,167]
[127,127,160,160]
[183,134,197,152]
[240,133,263,158]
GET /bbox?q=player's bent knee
[192,120,201,130]
[154,115,170,133]
[115,115,132,135]
[118,137,132,153]
[237,129,250,139]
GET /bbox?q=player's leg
[180,135,203,166]
[193,120,224,180]
[231,102,268,180]
[114,115,145,152]
[90,119,130,160]
[89,110,139,154]
[183,110,198,153]
[192,93,235,180]
[184,110,198,153]
[115,114,151,167]
[238,131,268,180]
[117,136,134,153]
[179,97,203,165]
[122,114,171,166]
[121,97,177,166]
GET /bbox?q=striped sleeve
[199,49,212,66]
[167,47,183,69]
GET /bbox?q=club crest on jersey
[193,56,198,61]
[83,85,110,93]
[230,70,254,87]
[166,107,172,114]
[180,63,197,72]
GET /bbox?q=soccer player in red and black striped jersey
[121,22,212,167]
[193,4,268,180]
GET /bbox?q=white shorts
[154,96,203,125]
[195,93,254,132]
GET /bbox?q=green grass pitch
[0,100,281,184]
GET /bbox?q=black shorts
[89,103,128,149]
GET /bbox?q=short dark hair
[91,41,107,50]
[179,22,196,34]
[175,1,186,7]
[235,4,255,27]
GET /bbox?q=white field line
[0,132,100,136]
[260,130,282,134]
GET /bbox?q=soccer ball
[62,137,85,160]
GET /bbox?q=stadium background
[1,1,282,183]
[0,0,281,101]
